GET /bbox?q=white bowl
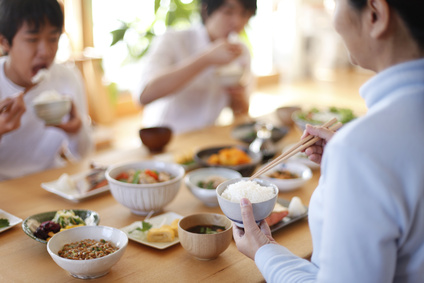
[258,162,313,192]
[216,177,278,227]
[216,65,244,87]
[33,99,71,125]
[47,225,128,279]
[105,161,185,215]
[185,168,242,207]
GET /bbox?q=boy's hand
[0,93,26,137]
[54,102,82,134]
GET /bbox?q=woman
[137,0,256,134]
[233,0,424,282]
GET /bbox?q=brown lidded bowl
[139,126,172,153]
[178,213,233,260]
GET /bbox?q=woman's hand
[233,198,277,260]
[54,102,82,134]
[0,93,26,137]
[301,123,340,164]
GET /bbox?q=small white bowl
[216,66,244,87]
[185,168,242,207]
[33,99,71,125]
[216,177,278,228]
[106,161,185,215]
[259,162,313,192]
[47,225,128,279]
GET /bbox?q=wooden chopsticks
[249,118,342,180]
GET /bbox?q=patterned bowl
[105,161,185,215]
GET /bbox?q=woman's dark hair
[0,0,63,45]
[349,0,424,49]
[201,0,257,17]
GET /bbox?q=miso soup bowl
[178,213,233,260]
[216,177,278,228]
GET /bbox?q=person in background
[233,0,424,282]
[137,0,257,134]
[0,0,93,181]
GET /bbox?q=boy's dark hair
[201,0,257,17]
[0,0,63,45]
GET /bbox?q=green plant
[110,0,200,63]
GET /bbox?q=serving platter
[0,209,22,233]
[121,212,183,250]
[41,170,109,202]
[270,198,308,233]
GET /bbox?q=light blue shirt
[255,59,424,283]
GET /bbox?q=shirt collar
[360,58,424,108]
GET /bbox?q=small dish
[120,212,182,250]
[41,170,109,202]
[185,167,242,207]
[22,209,100,244]
[153,152,200,172]
[270,198,308,233]
[231,122,289,144]
[194,145,262,177]
[0,209,23,233]
[259,162,313,192]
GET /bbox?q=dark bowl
[194,145,262,177]
[231,122,289,144]
[139,127,172,152]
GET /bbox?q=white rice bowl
[221,180,275,203]
[216,178,278,227]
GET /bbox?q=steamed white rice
[221,180,275,203]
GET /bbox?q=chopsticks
[249,118,342,180]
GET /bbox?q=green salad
[296,106,356,124]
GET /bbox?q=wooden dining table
[0,118,320,282]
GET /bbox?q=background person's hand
[301,123,340,164]
[204,39,242,66]
[233,198,277,260]
[0,93,26,137]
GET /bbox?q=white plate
[120,212,182,250]
[41,170,109,202]
[259,162,313,192]
[270,198,308,232]
[0,209,22,233]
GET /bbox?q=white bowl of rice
[47,225,128,279]
[216,178,278,227]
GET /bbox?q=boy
[0,0,93,180]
